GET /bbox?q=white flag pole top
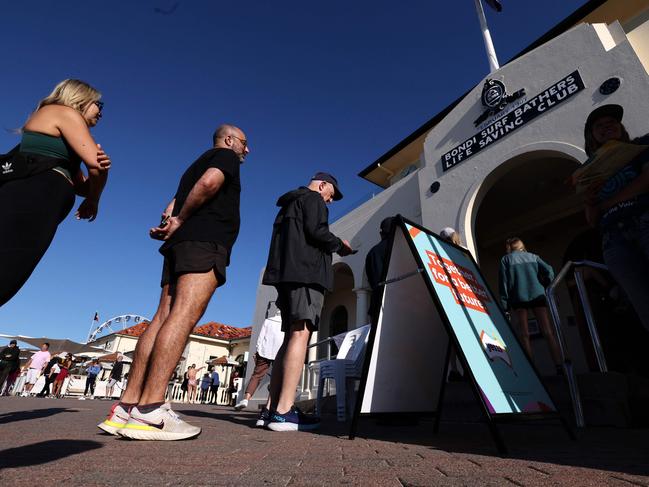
[474,0,500,73]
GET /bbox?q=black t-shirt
[110,361,124,380]
[161,148,241,258]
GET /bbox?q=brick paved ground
[0,397,648,486]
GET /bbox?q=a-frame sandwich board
[350,216,572,454]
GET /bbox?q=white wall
[246,22,649,380]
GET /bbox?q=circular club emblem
[599,77,621,95]
[482,79,506,109]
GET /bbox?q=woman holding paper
[582,104,649,332]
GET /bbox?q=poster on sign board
[403,220,556,415]
[351,216,562,452]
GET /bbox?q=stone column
[353,288,371,327]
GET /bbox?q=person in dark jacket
[37,356,62,397]
[263,172,353,431]
[0,340,20,394]
[364,217,395,323]
[498,237,562,372]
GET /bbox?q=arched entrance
[471,150,591,374]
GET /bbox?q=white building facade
[247,2,649,393]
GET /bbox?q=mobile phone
[160,215,170,228]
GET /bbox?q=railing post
[546,261,585,428]
[574,269,608,373]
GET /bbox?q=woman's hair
[505,237,526,253]
[584,121,630,157]
[35,79,101,114]
[449,232,461,246]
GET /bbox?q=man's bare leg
[274,321,311,414]
[138,271,218,405]
[120,285,173,404]
[268,337,288,413]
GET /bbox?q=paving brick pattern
[0,397,648,486]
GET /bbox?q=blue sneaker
[267,406,320,432]
[255,407,270,427]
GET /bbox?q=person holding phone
[0,79,111,306]
[263,172,353,432]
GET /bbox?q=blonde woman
[0,79,111,306]
[498,237,562,374]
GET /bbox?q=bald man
[98,124,249,440]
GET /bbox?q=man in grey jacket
[262,172,352,431]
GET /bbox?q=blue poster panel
[404,222,556,415]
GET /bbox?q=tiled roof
[193,322,252,340]
[119,321,150,337]
[117,321,251,341]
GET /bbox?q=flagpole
[86,311,98,343]
[474,0,500,73]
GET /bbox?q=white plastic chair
[316,324,371,421]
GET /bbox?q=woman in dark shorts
[0,79,111,306]
[499,237,563,374]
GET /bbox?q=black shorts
[276,284,325,332]
[160,241,228,288]
[512,295,547,310]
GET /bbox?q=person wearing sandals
[0,79,111,306]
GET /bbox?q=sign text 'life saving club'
[441,71,585,171]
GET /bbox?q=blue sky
[0,0,586,343]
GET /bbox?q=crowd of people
[0,79,647,441]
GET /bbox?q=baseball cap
[440,227,456,240]
[312,172,343,201]
[585,104,623,136]
[9,339,17,345]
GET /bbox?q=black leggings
[0,171,75,306]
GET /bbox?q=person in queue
[582,104,649,333]
[498,237,563,374]
[98,124,248,440]
[262,172,353,431]
[0,79,111,306]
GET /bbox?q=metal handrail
[546,259,609,428]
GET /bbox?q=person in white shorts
[22,343,51,394]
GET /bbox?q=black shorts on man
[161,241,228,287]
[276,284,325,332]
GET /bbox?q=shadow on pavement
[0,408,76,425]
[176,408,256,428]
[324,416,649,477]
[0,440,102,469]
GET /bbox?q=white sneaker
[234,399,249,410]
[117,403,201,441]
[97,402,130,435]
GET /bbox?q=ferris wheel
[87,314,150,343]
